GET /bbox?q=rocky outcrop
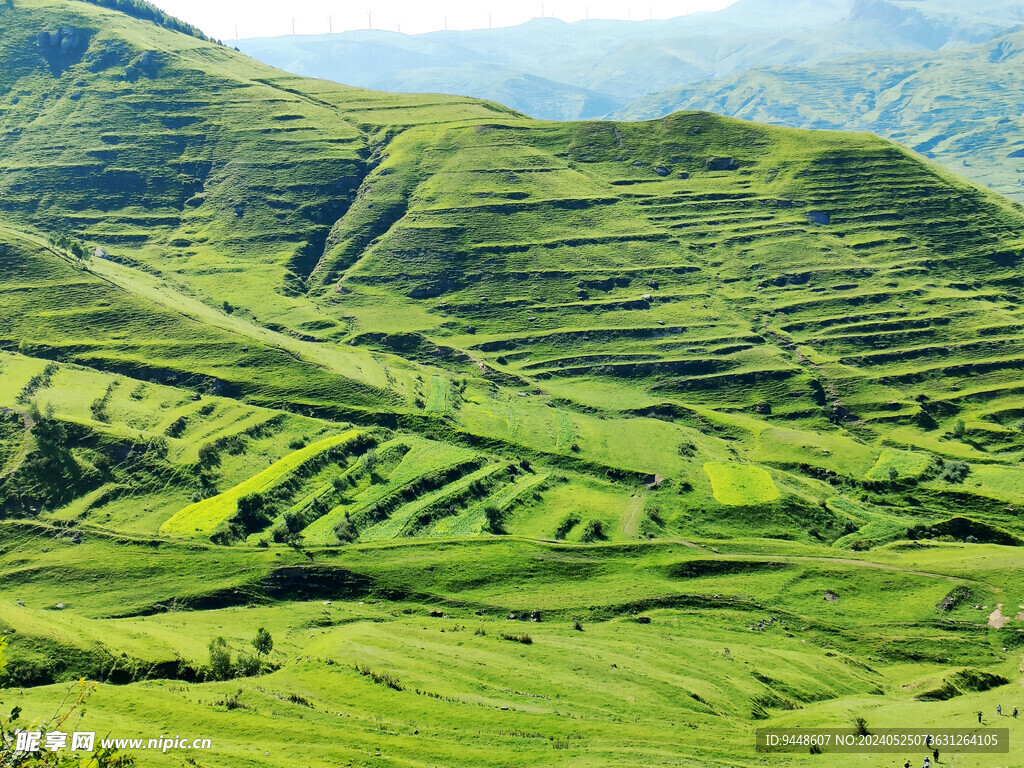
[37,27,93,74]
[706,156,739,171]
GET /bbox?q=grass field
[3,1,1024,765]
[704,462,781,506]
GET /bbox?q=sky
[147,0,740,40]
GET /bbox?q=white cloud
[148,0,739,40]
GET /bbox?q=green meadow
[2,1,1024,765]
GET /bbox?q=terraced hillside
[4,1,1024,766]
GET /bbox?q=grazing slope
[2,1,1024,766]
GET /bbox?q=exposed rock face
[807,210,831,225]
[37,27,93,74]
[706,156,739,171]
[124,51,161,81]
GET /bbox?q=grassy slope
[161,430,365,536]
[2,523,1024,767]
[3,2,1024,766]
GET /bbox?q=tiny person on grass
[997,704,1002,715]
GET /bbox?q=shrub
[580,519,606,543]
[362,448,379,478]
[853,716,869,736]
[208,637,232,680]
[941,461,970,484]
[500,632,533,645]
[75,0,214,42]
[235,492,272,532]
[483,504,507,535]
[219,689,247,710]
[554,514,580,540]
[283,510,304,534]
[334,514,357,543]
[90,383,117,423]
[16,362,59,404]
[286,692,314,708]
[936,586,973,612]
[165,416,188,437]
[356,664,403,691]
[235,652,260,677]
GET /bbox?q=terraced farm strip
[161,430,366,536]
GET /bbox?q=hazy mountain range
[237,0,1024,200]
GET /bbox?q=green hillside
[3,1,1024,766]
[615,27,1024,203]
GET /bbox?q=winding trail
[622,493,645,537]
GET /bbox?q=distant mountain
[234,1,860,119]
[235,0,1024,120]
[615,26,1024,201]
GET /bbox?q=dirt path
[622,494,645,537]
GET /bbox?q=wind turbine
[327,15,333,34]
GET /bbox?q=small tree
[362,448,379,479]
[253,627,273,661]
[334,513,357,543]
[941,460,970,484]
[208,636,232,680]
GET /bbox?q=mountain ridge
[615,26,1024,201]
